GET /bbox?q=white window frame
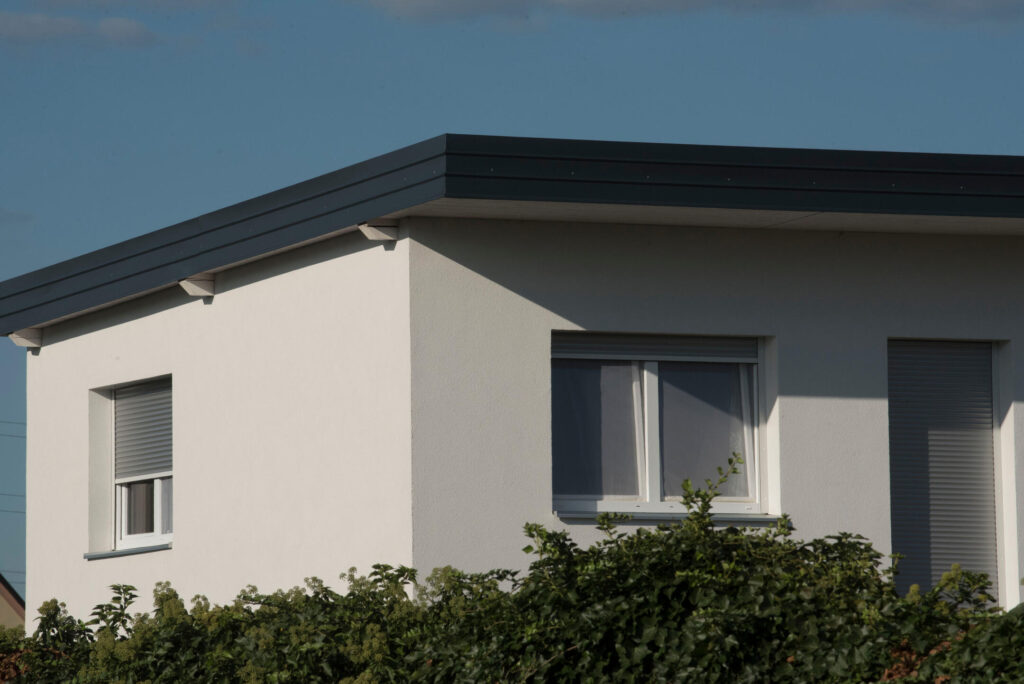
[114,473,173,550]
[111,379,173,550]
[552,342,765,516]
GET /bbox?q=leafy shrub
[0,464,1015,682]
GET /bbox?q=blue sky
[1,0,1023,607]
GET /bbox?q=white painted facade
[406,217,1023,608]
[26,233,413,617]
[24,213,1024,616]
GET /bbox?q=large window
[552,334,761,516]
[113,378,173,549]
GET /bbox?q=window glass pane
[125,480,154,535]
[659,362,754,499]
[161,477,173,534]
[552,359,639,497]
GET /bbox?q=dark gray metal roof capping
[3,134,1024,335]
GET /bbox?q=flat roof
[2,134,1024,335]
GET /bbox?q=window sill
[84,543,172,561]
[555,510,782,526]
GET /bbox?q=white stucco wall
[24,214,1024,616]
[407,217,1024,606]
[25,232,413,617]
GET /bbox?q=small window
[552,334,761,515]
[114,379,172,549]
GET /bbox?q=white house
[2,135,1023,617]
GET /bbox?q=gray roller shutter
[552,333,757,361]
[888,340,998,599]
[114,378,172,480]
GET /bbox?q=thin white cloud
[0,11,155,46]
[95,17,154,45]
[35,0,233,8]
[353,0,1024,22]
[0,209,34,228]
[0,11,82,40]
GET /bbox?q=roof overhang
[385,197,1024,235]
[3,133,1024,336]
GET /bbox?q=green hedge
[1,467,1020,682]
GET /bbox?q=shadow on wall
[408,217,1016,596]
[410,216,1019,411]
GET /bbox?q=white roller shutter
[114,378,172,481]
[888,340,998,599]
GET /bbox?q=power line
[1,570,25,575]
[0,420,25,426]
[0,433,25,439]
[0,493,25,498]
[0,509,25,514]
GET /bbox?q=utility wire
[0,493,25,498]
[0,508,25,514]
[0,420,25,426]
[0,433,25,439]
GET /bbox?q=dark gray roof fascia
[3,134,1024,335]
[0,135,447,335]
[443,134,1024,217]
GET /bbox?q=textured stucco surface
[26,232,413,616]
[407,217,1023,606]
[23,215,1024,615]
